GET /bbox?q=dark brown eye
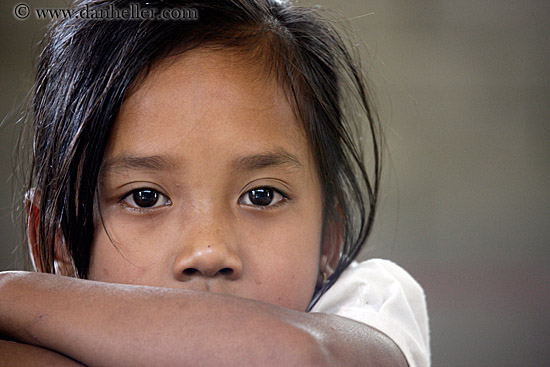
[239,187,285,208]
[122,188,170,210]
[248,188,274,206]
[133,189,159,207]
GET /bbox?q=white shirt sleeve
[310,258,430,367]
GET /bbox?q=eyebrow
[100,150,303,176]
[100,154,176,174]
[232,151,303,172]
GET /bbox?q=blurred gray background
[1,0,548,366]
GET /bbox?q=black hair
[26,0,380,309]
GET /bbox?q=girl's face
[89,49,325,311]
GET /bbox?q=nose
[172,223,243,282]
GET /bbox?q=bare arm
[0,340,85,366]
[0,271,406,367]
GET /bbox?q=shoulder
[311,259,431,367]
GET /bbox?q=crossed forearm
[0,271,407,367]
[0,271,331,367]
[0,339,86,366]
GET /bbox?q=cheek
[240,211,323,311]
[88,229,120,281]
[253,259,319,311]
[88,217,163,284]
[88,227,130,282]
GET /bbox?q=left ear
[318,209,343,285]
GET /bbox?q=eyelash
[119,186,290,214]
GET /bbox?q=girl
[0,0,429,365]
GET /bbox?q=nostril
[183,268,199,276]
[219,268,233,276]
[180,267,236,278]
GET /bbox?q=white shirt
[311,259,430,367]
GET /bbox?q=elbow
[299,334,408,367]
[287,318,409,367]
[257,314,409,367]
[273,327,333,367]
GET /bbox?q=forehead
[106,48,308,163]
